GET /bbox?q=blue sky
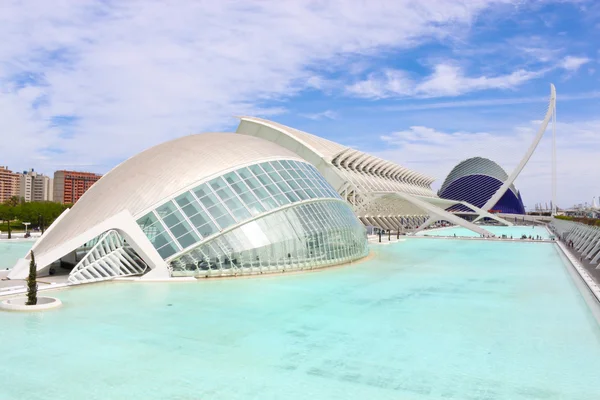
[0,0,598,209]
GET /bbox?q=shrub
[26,251,37,306]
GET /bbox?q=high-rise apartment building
[18,169,54,202]
[0,166,20,203]
[53,170,102,204]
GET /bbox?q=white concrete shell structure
[236,117,509,236]
[9,133,368,283]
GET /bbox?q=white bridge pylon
[475,83,557,221]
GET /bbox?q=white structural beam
[418,196,513,226]
[372,192,495,237]
[477,84,556,217]
[413,216,438,234]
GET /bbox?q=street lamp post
[38,214,45,234]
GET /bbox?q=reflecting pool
[1,238,599,399]
[0,240,34,270]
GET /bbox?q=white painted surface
[0,296,62,311]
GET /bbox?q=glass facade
[135,159,367,274]
[170,200,367,276]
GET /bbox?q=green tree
[0,203,15,239]
[5,196,22,207]
[3,201,69,234]
[26,251,38,306]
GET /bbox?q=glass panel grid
[138,160,345,261]
[170,200,367,276]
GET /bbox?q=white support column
[575,227,592,248]
[582,232,600,258]
[568,226,583,243]
[591,244,600,264]
[375,216,393,231]
[576,229,594,250]
[413,216,439,234]
[551,94,557,216]
[390,216,402,231]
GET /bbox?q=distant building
[0,166,20,203]
[438,157,526,215]
[18,169,54,202]
[53,170,102,204]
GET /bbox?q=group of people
[520,234,544,240]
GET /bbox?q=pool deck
[0,275,70,297]
[369,234,553,244]
[559,240,600,290]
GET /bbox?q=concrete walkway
[0,275,70,297]
[559,239,600,287]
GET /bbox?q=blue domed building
[438,157,526,214]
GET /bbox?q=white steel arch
[477,84,556,217]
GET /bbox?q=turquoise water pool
[418,225,551,239]
[0,240,34,270]
[1,238,599,399]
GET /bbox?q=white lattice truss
[550,219,600,265]
[68,230,148,284]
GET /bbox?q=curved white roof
[33,133,304,256]
[238,116,348,160]
[236,116,435,187]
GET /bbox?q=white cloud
[301,110,338,120]
[346,69,413,98]
[346,63,548,99]
[347,51,595,99]
[380,90,600,112]
[375,120,600,209]
[559,56,591,71]
[416,64,544,97]
[0,0,509,173]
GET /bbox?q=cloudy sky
[1,0,598,209]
